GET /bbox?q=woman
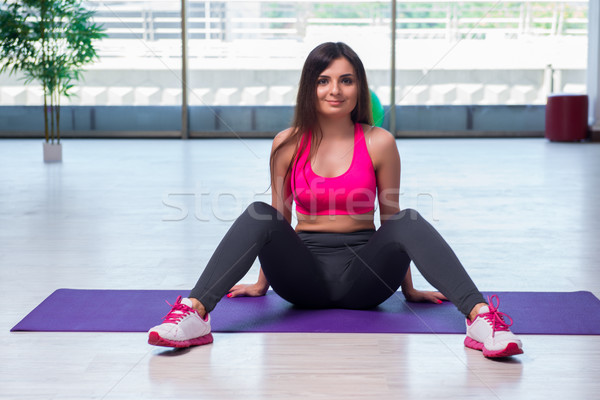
[148,42,523,358]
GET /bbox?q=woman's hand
[227,282,269,298]
[403,288,448,304]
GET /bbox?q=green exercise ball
[370,89,384,127]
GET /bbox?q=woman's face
[315,57,358,119]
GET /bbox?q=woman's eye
[342,78,354,85]
[317,78,328,85]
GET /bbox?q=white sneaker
[465,295,523,358]
[148,296,213,348]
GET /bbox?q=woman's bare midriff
[295,210,376,233]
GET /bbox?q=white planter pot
[43,142,62,163]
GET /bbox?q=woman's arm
[366,126,400,225]
[367,126,446,304]
[228,129,295,298]
[269,128,295,223]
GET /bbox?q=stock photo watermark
[162,184,441,223]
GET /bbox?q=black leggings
[189,201,485,316]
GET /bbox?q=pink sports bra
[291,123,377,216]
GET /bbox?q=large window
[0,0,182,106]
[186,1,390,107]
[0,0,589,108]
[391,1,588,105]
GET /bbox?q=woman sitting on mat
[148,42,523,358]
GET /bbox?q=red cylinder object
[545,94,589,142]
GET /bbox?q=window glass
[0,1,588,107]
[393,1,589,105]
[186,1,390,107]
[0,0,182,106]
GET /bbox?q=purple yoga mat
[10,289,600,335]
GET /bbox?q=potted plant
[0,0,105,162]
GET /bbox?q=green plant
[0,0,105,144]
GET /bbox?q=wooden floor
[2,137,600,399]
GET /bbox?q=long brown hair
[269,42,373,188]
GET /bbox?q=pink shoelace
[162,296,193,324]
[480,294,514,335]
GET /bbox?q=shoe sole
[148,331,214,348]
[464,336,523,358]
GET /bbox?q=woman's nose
[331,82,341,95]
